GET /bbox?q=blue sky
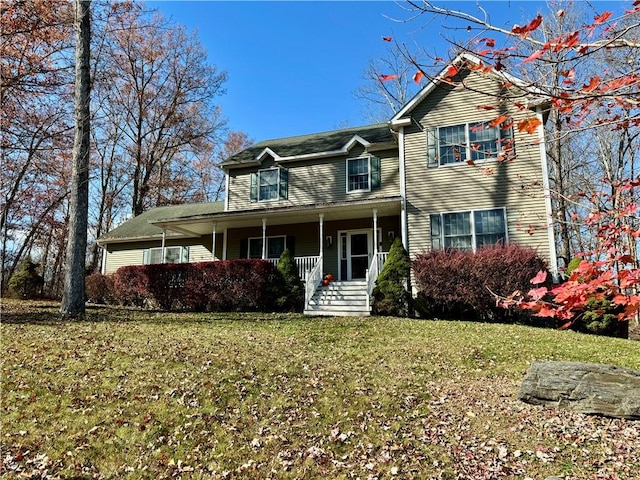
[148,1,621,143]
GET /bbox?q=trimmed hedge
[412,244,549,323]
[113,260,281,312]
[85,273,115,304]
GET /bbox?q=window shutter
[182,246,190,263]
[286,235,295,257]
[430,214,442,250]
[426,128,439,168]
[143,249,150,265]
[250,172,258,202]
[279,167,288,199]
[239,239,248,259]
[370,156,381,190]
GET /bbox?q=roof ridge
[252,123,389,146]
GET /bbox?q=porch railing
[365,251,389,312]
[267,255,321,282]
[304,254,324,308]
[377,251,389,273]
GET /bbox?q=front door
[346,230,371,280]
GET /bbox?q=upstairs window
[346,156,381,193]
[250,167,288,202]
[427,120,514,167]
[430,208,507,252]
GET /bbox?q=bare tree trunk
[61,0,91,318]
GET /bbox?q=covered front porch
[151,197,403,314]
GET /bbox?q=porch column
[161,229,166,263]
[372,209,378,256]
[319,213,324,258]
[261,218,267,259]
[222,228,228,260]
[211,223,217,261]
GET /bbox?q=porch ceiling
[152,197,403,237]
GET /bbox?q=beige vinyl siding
[403,70,551,261]
[104,244,147,274]
[104,236,218,274]
[227,147,400,211]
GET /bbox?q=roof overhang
[151,197,403,236]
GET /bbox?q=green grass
[2,300,639,479]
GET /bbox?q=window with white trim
[346,156,381,193]
[143,246,189,264]
[248,235,286,259]
[427,120,514,167]
[430,208,507,251]
[250,167,288,202]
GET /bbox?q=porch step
[304,280,370,317]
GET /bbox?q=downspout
[536,106,559,282]
[224,172,230,211]
[398,126,409,252]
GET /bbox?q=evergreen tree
[8,256,44,299]
[275,249,304,312]
[372,237,412,317]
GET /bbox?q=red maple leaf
[530,270,547,285]
[517,117,542,134]
[378,74,398,81]
[593,11,613,25]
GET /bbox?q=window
[346,156,381,193]
[250,167,288,202]
[430,208,506,251]
[248,235,286,259]
[143,246,189,264]
[427,120,513,167]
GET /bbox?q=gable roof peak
[390,51,546,125]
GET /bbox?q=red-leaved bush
[85,273,115,304]
[113,260,281,312]
[412,244,549,323]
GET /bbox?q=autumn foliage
[112,260,281,312]
[412,244,548,323]
[408,1,640,333]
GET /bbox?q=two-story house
[98,53,557,315]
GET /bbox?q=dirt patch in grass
[1,300,639,479]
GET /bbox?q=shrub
[85,273,115,304]
[113,260,281,312]
[372,238,412,317]
[412,244,548,323]
[8,256,43,299]
[113,265,151,308]
[274,249,304,312]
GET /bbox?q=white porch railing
[365,251,389,312]
[304,254,324,308]
[267,255,321,282]
[377,252,389,273]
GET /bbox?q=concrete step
[305,280,370,317]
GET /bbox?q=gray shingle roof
[98,202,224,243]
[220,123,394,167]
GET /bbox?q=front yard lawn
[1,300,638,479]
